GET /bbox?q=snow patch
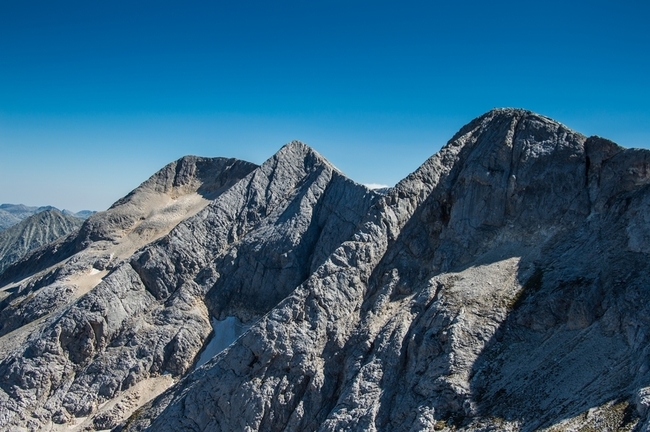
[195,316,250,369]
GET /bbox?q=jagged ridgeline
[1,109,649,431]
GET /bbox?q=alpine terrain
[0,209,84,275]
[0,204,92,232]
[1,109,649,432]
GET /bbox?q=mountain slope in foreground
[1,109,650,432]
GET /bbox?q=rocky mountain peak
[2,111,650,431]
[264,139,345,180]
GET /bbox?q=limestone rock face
[122,110,650,432]
[0,142,379,430]
[2,110,650,431]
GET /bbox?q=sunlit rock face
[0,141,379,430]
[3,110,650,431]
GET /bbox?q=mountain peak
[279,139,310,151]
[395,107,584,200]
[269,140,342,176]
[481,107,558,123]
[5,112,650,432]
[277,139,325,160]
[443,107,583,156]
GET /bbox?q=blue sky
[1,1,649,211]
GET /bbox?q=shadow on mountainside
[467,189,650,431]
[0,232,78,287]
[366,119,650,430]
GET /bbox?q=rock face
[0,209,83,275]
[1,110,650,431]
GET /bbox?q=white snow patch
[364,183,390,190]
[89,268,101,275]
[195,316,250,369]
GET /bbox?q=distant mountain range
[0,204,95,276]
[0,209,84,274]
[0,203,94,231]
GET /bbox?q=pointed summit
[267,140,342,176]
[278,139,311,152]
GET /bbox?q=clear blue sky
[1,1,649,212]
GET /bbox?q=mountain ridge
[0,209,84,276]
[1,108,649,431]
[0,204,93,232]
[125,109,650,431]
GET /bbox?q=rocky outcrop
[124,110,650,432]
[0,209,83,275]
[2,109,650,431]
[0,143,379,430]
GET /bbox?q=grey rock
[2,110,650,432]
[123,110,650,432]
[0,142,379,430]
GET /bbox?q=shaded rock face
[1,110,650,432]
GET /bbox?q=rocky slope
[1,109,650,431]
[0,209,83,275]
[0,146,378,430]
